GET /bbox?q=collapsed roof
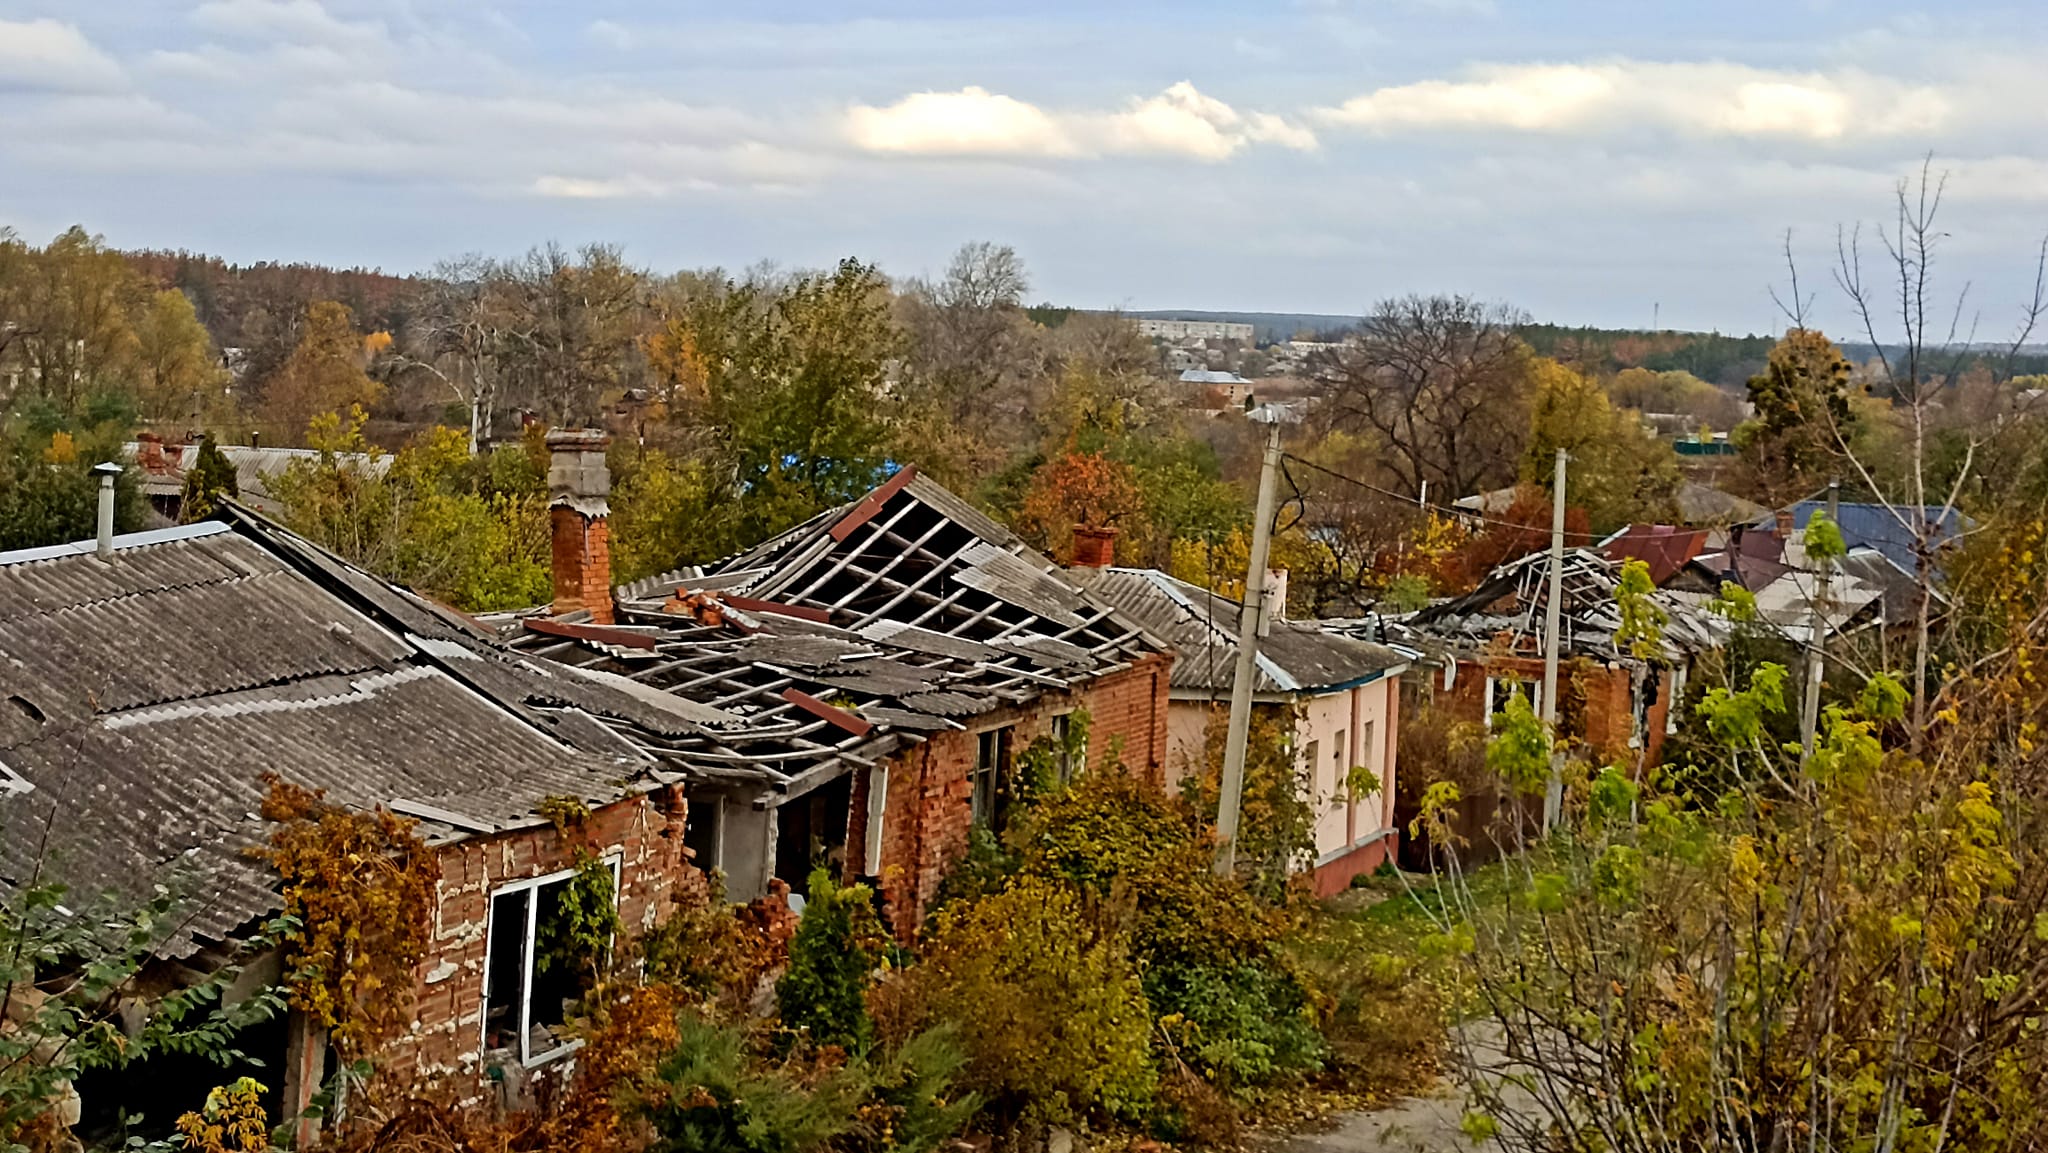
[1065,566,1408,698]
[504,469,1171,798]
[0,507,677,960]
[1378,547,1721,665]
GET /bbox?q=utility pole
[1800,480,1840,763]
[1541,447,1566,831]
[1215,409,1287,875]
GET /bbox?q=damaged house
[1063,556,1411,895]
[504,434,1177,938]
[1337,549,1716,865]
[0,499,721,1142]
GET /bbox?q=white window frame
[480,851,623,1068]
[1483,676,1541,728]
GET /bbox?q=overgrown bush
[777,869,887,1050]
[1145,963,1324,1090]
[901,878,1156,1129]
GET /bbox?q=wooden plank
[828,465,920,541]
[780,688,873,736]
[522,617,659,650]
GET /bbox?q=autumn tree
[1013,449,1145,563]
[497,242,647,426]
[179,434,240,522]
[646,258,903,556]
[895,242,1042,486]
[1523,358,1681,535]
[133,287,226,426]
[1734,327,1857,507]
[1312,294,1536,501]
[0,226,149,421]
[260,301,383,445]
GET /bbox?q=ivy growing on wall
[250,774,436,1063]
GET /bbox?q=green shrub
[643,1012,865,1153]
[777,869,887,1050]
[1146,962,1325,1090]
[911,878,1156,1128]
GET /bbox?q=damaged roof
[0,508,675,958]
[510,469,1171,796]
[1065,567,1407,698]
[1385,548,1721,664]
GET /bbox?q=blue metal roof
[1766,502,1965,571]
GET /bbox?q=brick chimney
[1774,508,1795,540]
[1071,525,1117,569]
[134,432,166,474]
[546,429,614,623]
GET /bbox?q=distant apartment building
[1137,318,1255,342]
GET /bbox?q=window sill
[526,1037,585,1070]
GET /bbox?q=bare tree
[1812,158,2048,740]
[1311,294,1536,501]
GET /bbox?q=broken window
[684,793,723,874]
[971,727,1011,828]
[482,858,619,1066]
[1485,675,1540,727]
[1050,713,1085,783]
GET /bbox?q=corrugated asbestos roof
[0,505,675,958]
[1065,567,1406,697]
[510,469,1172,789]
[1380,548,1722,665]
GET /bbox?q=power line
[1279,452,1602,542]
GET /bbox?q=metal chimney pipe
[92,462,121,560]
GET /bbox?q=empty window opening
[775,773,852,897]
[684,794,724,874]
[1484,675,1540,728]
[483,859,619,1066]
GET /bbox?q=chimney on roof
[1775,508,1795,540]
[92,462,121,561]
[547,428,614,624]
[1071,525,1117,569]
[135,432,165,473]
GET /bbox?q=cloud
[847,86,1074,156]
[585,20,633,51]
[1315,60,1949,141]
[189,0,386,47]
[0,19,125,92]
[847,81,1315,161]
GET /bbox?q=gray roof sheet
[0,507,665,957]
[1066,567,1406,696]
[511,469,1173,785]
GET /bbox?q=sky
[2,1,2045,334]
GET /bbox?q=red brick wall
[872,651,1171,938]
[549,508,613,624]
[393,786,692,1079]
[1437,656,1676,767]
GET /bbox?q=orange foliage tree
[1014,449,1145,563]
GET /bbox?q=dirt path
[1279,1090,1495,1153]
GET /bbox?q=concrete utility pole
[1541,447,1566,831]
[1800,480,1840,764]
[1215,409,1287,876]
